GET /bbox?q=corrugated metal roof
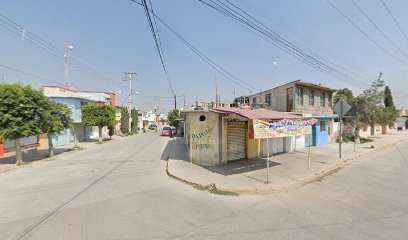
[211,107,304,120]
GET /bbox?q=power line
[326,0,408,66]
[195,0,368,89]
[128,0,259,92]
[0,11,120,90]
[140,0,175,97]
[0,63,66,86]
[379,0,408,44]
[351,0,408,60]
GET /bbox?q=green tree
[108,123,115,139]
[42,99,73,157]
[380,86,398,129]
[0,83,45,164]
[81,104,115,143]
[346,72,386,141]
[168,109,180,133]
[131,108,138,134]
[333,88,354,104]
[120,107,130,135]
[384,86,395,109]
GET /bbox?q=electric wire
[196,0,368,89]
[129,0,259,92]
[379,0,408,44]
[140,0,176,96]
[326,0,408,66]
[351,0,408,60]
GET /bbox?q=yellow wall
[223,119,228,164]
[38,134,47,148]
[187,112,219,166]
[246,125,261,159]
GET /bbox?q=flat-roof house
[248,80,337,146]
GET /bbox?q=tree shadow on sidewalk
[0,147,70,165]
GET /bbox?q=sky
[1,0,408,113]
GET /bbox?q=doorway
[328,119,332,142]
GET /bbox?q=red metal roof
[211,107,304,120]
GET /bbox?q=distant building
[233,96,250,107]
[41,86,115,146]
[248,80,337,146]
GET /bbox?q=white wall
[262,138,284,156]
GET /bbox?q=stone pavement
[167,130,408,195]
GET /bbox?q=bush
[360,138,374,144]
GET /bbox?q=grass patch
[16,161,31,166]
[192,183,239,196]
[68,145,84,151]
[360,138,374,144]
[167,166,239,196]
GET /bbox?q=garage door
[227,122,246,161]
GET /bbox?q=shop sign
[252,119,312,139]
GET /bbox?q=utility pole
[215,76,219,107]
[174,95,177,110]
[64,43,74,87]
[183,94,186,108]
[123,72,138,132]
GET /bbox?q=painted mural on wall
[252,119,312,139]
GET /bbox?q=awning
[211,107,317,139]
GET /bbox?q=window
[296,87,304,106]
[328,94,332,107]
[199,115,206,122]
[252,98,257,105]
[265,94,272,106]
[320,92,326,107]
[309,90,314,106]
[320,120,326,132]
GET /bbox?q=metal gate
[227,122,246,161]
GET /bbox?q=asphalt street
[0,131,407,240]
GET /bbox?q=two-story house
[41,86,116,146]
[248,80,336,146]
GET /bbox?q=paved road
[0,132,407,240]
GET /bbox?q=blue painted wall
[46,97,95,146]
[50,97,94,123]
[312,118,333,146]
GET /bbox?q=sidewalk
[0,136,123,173]
[167,131,408,195]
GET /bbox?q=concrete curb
[166,137,408,196]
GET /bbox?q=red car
[161,126,173,137]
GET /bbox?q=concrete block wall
[294,86,334,116]
[248,83,293,112]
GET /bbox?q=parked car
[161,126,173,137]
[148,124,157,130]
